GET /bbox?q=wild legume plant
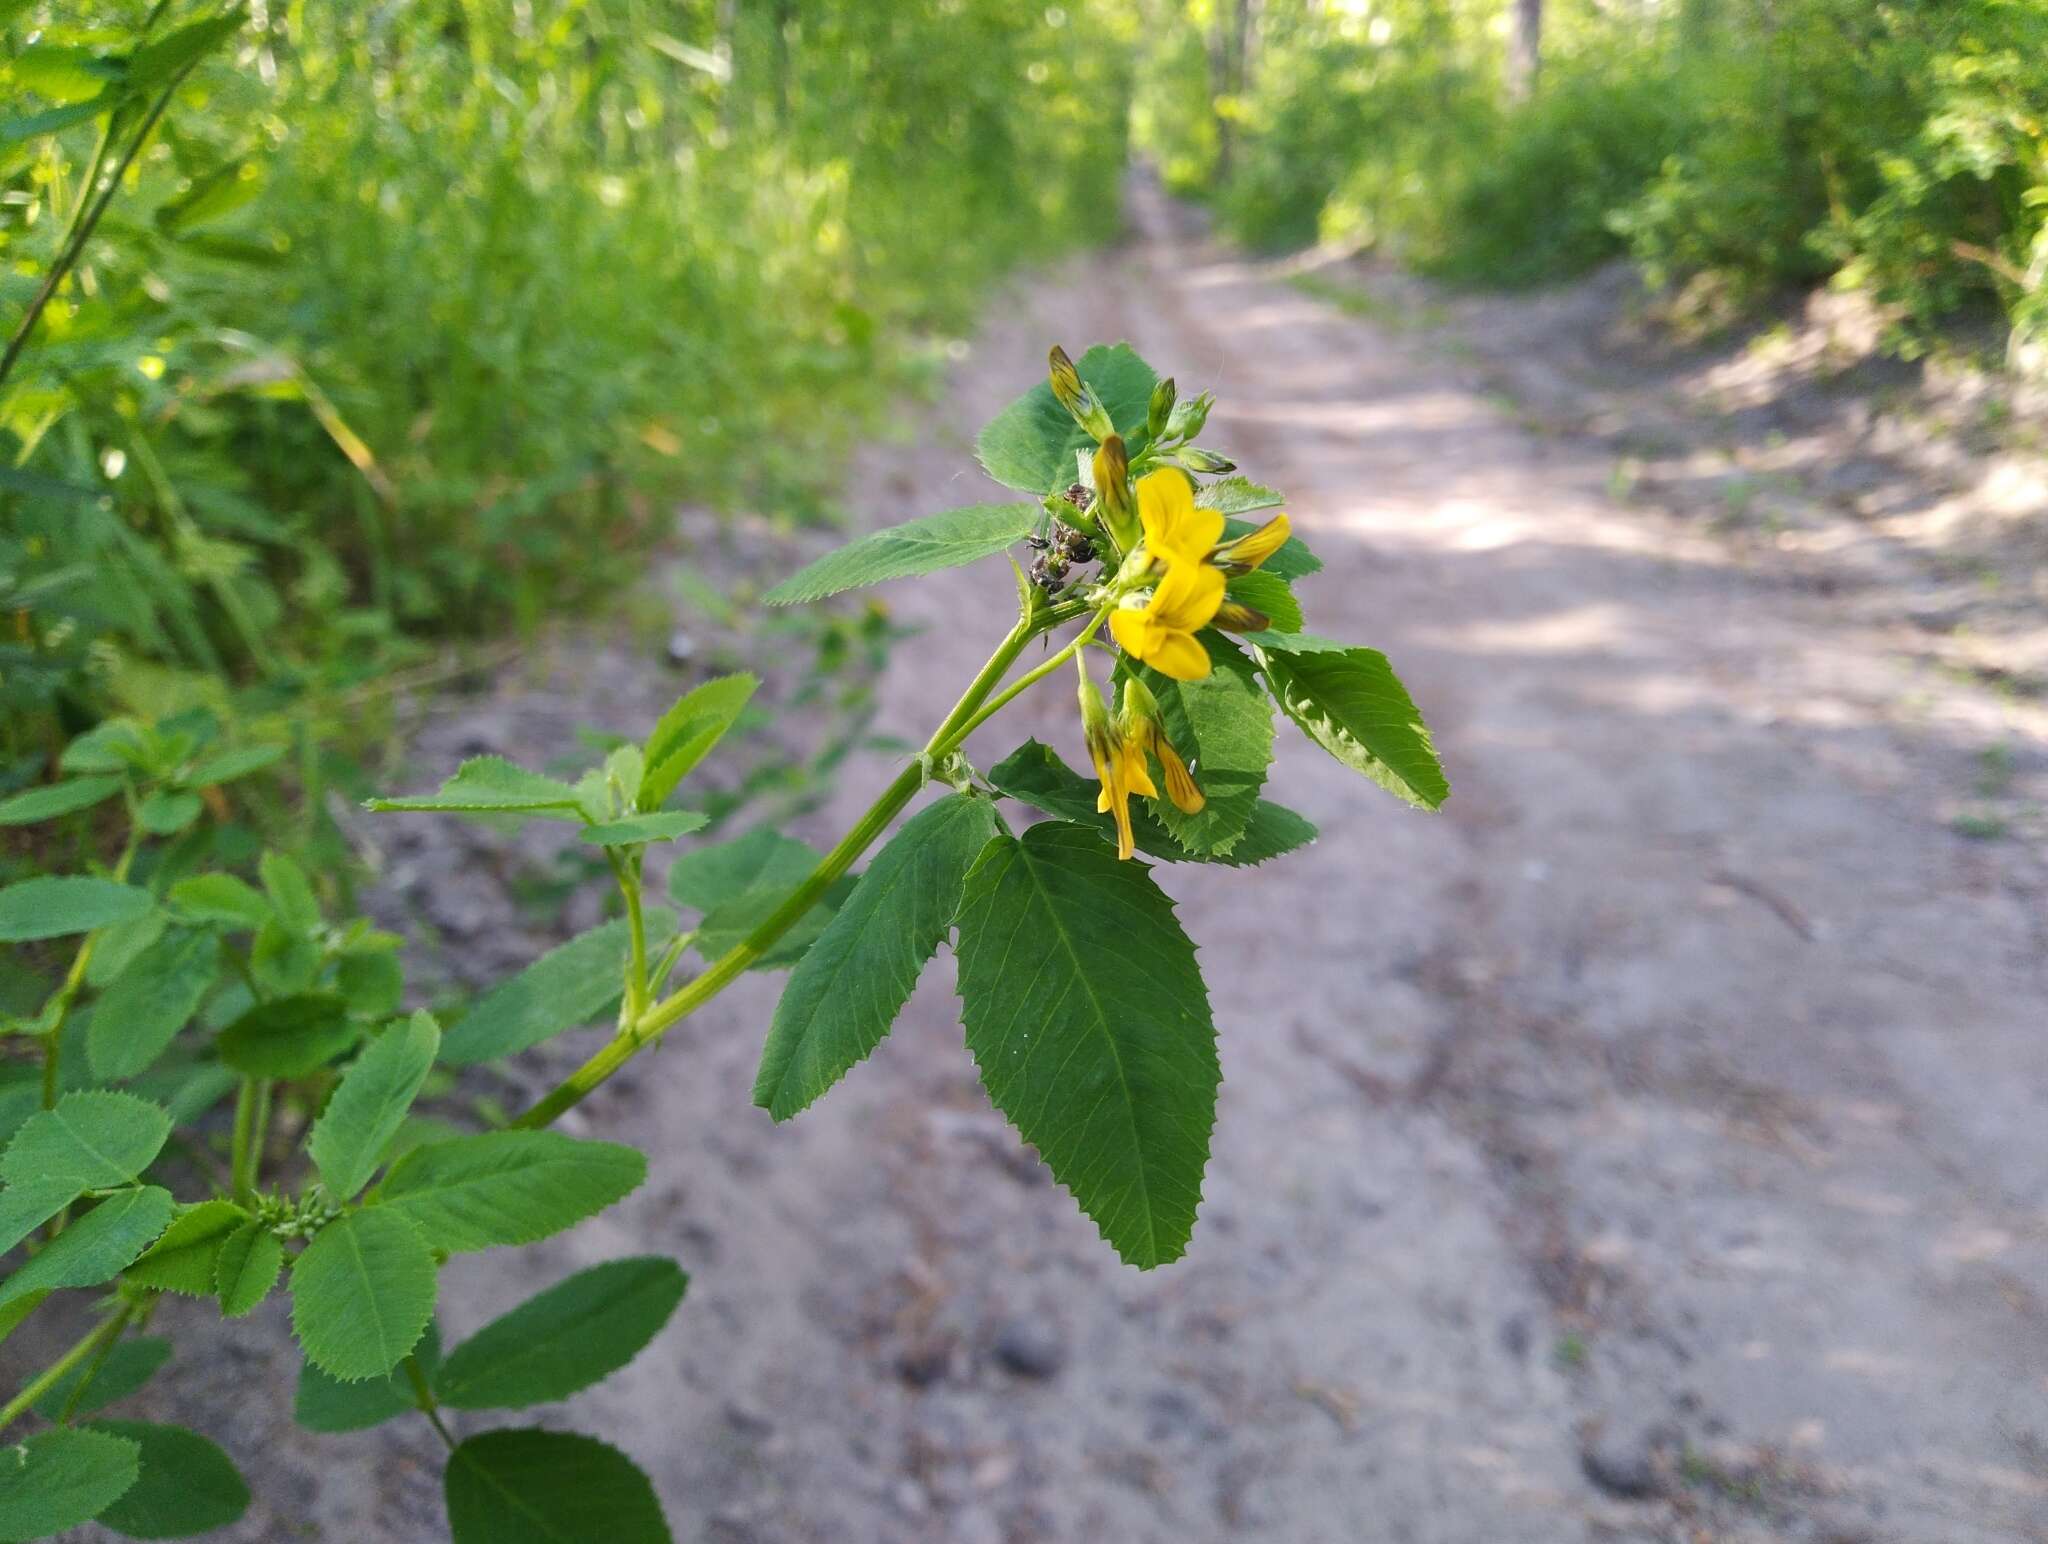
[0,345,1446,1541]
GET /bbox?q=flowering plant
[0,342,1444,1541]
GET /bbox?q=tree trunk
[1506,0,1542,101]
[1211,0,1255,182]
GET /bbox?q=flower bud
[1164,389,1213,441]
[1048,345,1113,441]
[1172,447,1236,475]
[1091,435,1140,554]
[1147,376,1177,439]
[1208,511,1292,575]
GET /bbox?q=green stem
[940,609,1107,751]
[0,1304,134,1438]
[512,611,1051,1131]
[0,60,202,393]
[229,1078,269,1203]
[405,1355,455,1450]
[609,850,650,1022]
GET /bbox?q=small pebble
[991,1316,1066,1380]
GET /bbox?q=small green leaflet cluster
[743,342,1448,1268]
[0,686,753,1541]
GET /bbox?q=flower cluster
[1044,346,1292,857]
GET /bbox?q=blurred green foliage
[2,0,1133,773]
[1138,0,2047,354]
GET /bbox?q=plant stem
[939,609,1107,750]
[0,62,201,393]
[513,611,1050,1130]
[405,1355,455,1450]
[229,1078,270,1203]
[609,850,650,1022]
[0,1303,134,1438]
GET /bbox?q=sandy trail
[41,184,2048,1543]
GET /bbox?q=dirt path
[46,183,2048,1543]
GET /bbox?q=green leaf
[125,10,246,88]
[1239,628,1352,654]
[669,828,847,970]
[1130,635,1273,856]
[976,342,1159,493]
[213,1222,283,1319]
[166,873,269,930]
[0,94,115,146]
[444,1429,671,1544]
[577,811,708,847]
[88,929,221,1081]
[309,1013,440,1200]
[0,1180,76,1256]
[0,1291,48,1349]
[668,828,815,912]
[258,851,320,934]
[83,910,168,991]
[32,1337,171,1420]
[986,740,1316,868]
[377,1131,645,1253]
[124,1200,247,1296]
[1215,514,1319,581]
[1253,640,1450,809]
[0,1426,140,1542]
[440,918,648,1066]
[178,744,285,787]
[637,674,756,811]
[9,45,123,104]
[215,993,354,1078]
[366,757,587,821]
[764,503,1039,606]
[1195,475,1286,517]
[435,1257,687,1410]
[290,1209,437,1382]
[0,775,122,825]
[1224,570,1301,633]
[953,823,1218,1269]
[0,1091,171,1191]
[295,1322,440,1433]
[135,789,202,835]
[0,1187,175,1309]
[83,1420,249,1539]
[754,796,999,1120]
[0,876,152,942]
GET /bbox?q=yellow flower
[1135,468,1223,566]
[1119,677,1204,816]
[1109,557,1224,681]
[1079,671,1155,860]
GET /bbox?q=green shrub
[1,1,1132,765]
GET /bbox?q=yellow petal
[1118,739,1158,800]
[1146,627,1212,681]
[1155,740,1205,814]
[1149,559,1226,632]
[1136,469,1222,563]
[1213,511,1291,572]
[1108,606,1152,659]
